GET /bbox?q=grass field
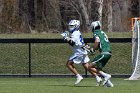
[0,32,132,38]
[0,32,135,93]
[0,78,139,93]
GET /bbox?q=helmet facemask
[90,21,101,32]
[68,20,80,33]
[68,25,76,32]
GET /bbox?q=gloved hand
[89,48,94,55]
[83,44,95,55]
[60,31,69,40]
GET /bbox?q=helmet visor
[68,25,75,31]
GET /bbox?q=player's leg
[66,60,79,75]
[66,60,83,84]
[82,55,102,86]
[89,54,112,86]
[97,54,112,85]
[82,63,102,86]
[68,54,85,84]
[89,68,102,86]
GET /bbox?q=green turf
[0,78,139,93]
[0,32,132,38]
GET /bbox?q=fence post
[29,43,31,77]
[85,69,88,78]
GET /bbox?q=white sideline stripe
[0,82,32,85]
[0,81,38,85]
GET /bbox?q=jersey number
[101,31,109,42]
[80,35,84,45]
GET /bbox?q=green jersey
[93,30,111,52]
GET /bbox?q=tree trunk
[85,0,92,20]
[0,0,23,33]
[107,0,112,32]
[19,0,31,33]
[28,0,35,30]
[34,0,44,33]
[45,0,62,33]
[91,0,103,24]
[131,0,140,17]
[97,0,103,22]
[112,0,123,32]
[78,0,90,32]
[0,0,4,33]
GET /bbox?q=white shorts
[69,53,90,64]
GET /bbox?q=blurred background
[0,0,139,34]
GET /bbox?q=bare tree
[19,0,31,33]
[98,0,103,22]
[112,0,132,32]
[78,0,90,31]
[130,0,140,17]
[112,0,123,32]
[44,0,62,33]
[34,0,46,33]
[0,0,24,33]
[0,0,4,33]
[0,0,139,33]
[85,0,92,20]
[107,0,112,32]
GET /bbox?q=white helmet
[90,21,101,31]
[68,20,80,33]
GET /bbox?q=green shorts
[92,54,111,69]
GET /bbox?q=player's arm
[92,36,100,51]
[65,38,75,46]
[83,36,99,54]
[60,31,75,46]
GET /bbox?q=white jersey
[70,30,87,55]
[68,30,90,64]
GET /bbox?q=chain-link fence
[0,38,131,77]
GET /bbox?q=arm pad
[67,40,75,46]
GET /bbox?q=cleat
[104,79,114,87]
[96,77,102,86]
[103,74,111,85]
[75,76,83,85]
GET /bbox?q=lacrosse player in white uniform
[61,20,91,84]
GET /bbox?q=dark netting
[0,41,132,77]
[0,44,29,75]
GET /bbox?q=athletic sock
[95,76,100,80]
[76,74,82,78]
[96,76,101,81]
[100,71,109,77]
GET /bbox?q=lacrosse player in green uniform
[88,21,114,87]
